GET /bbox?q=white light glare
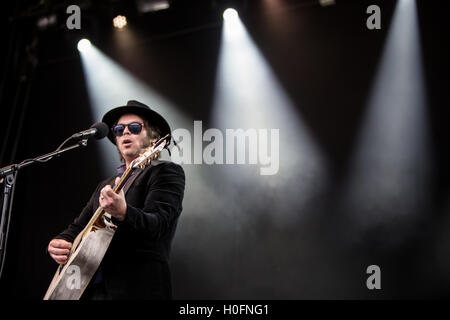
[319,0,336,7]
[137,0,170,13]
[113,15,127,29]
[77,39,92,52]
[36,14,57,30]
[223,8,239,21]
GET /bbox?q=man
[47,100,185,299]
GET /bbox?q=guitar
[43,135,169,300]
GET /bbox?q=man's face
[115,114,149,164]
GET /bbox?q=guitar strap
[102,161,162,228]
[112,159,163,194]
[122,167,142,195]
[102,167,142,228]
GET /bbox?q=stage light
[77,39,92,52]
[136,0,170,13]
[319,0,335,7]
[223,8,239,21]
[212,0,328,222]
[341,0,431,243]
[113,15,127,29]
[36,14,57,30]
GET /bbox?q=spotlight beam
[341,0,432,243]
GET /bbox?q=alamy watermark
[170,121,280,176]
[366,5,381,30]
[366,264,381,290]
[66,5,81,30]
[65,265,81,290]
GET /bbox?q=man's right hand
[48,239,72,264]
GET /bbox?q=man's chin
[122,151,139,161]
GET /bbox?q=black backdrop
[0,0,449,300]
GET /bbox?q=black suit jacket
[55,160,185,299]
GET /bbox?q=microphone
[71,122,109,140]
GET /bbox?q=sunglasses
[112,122,144,137]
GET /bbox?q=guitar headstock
[130,134,169,170]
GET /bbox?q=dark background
[0,0,449,299]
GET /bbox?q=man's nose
[123,125,131,135]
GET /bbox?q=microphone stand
[0,137,89,281]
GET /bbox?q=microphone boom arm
[0,138,88,179]
[0,135,90,281]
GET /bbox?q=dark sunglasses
[112,122,144,137]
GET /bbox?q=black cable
[0,171,18,280]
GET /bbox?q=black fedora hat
[102,100,171,145]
